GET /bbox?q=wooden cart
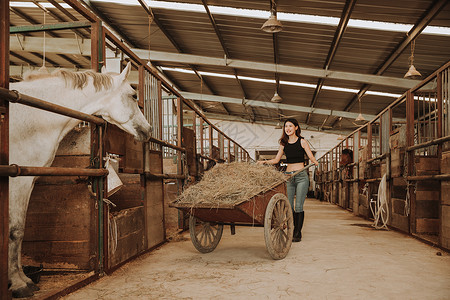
[170,179,294,260]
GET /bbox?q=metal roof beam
[137,0,216,95]
[339,0,448,114]
[31,0,89,39]
[137,50,421,89]
[203,112,356,135]
[80,0,137,48]
[9,7,79,68]
[179,92,395,122]
[201,0,251,120]
[8,36,422,89]
[306,0,356,124]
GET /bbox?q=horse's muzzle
[136,124,152,142]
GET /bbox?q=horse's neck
[10,78,102,166]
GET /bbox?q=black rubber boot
[293,212,301,242]
[298,211,305,241]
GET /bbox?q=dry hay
[175,162,288,207]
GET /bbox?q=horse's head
[98,62,151,142]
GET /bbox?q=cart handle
[286,163,316,178]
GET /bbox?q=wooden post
[367,122,373,160]
[0,0,10,298]
[406,90,415,234]
[177,97,183,182]
[209,126,213,158]
[437,72,443,156]
[199,118,204,155]
[158,80,163,141]
[90,21,106,273]
[227,139,230,162]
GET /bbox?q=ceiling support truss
[305,0,356,125]
[330,0,449,128]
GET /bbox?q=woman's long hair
[279,118,302,146]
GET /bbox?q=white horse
[8,62,151,298]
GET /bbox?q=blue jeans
[285,170,309,213]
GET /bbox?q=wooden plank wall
[145,151,165,248]
[414,157,440,235]
[23,127,96,270]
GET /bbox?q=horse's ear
[118,62,132,82]
[101,66,107,74]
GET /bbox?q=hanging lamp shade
[274,122,282,129]
[355,113,365,122]
[270,91,283,103]
[337,134,344,140]
[404,64,422,79]
[261,14,283,33]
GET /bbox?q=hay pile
[175,162,288,206]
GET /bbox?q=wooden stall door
[145,150,165,248]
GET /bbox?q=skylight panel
[161,67,401,98]
[10,1,450,36]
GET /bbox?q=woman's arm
[301,139,319,166]
[258,145,284,165]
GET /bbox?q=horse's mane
[23,68,113,92]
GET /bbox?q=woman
[258,118,318,242]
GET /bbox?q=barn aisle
[63,199,450,299]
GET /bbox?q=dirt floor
[63,199,450,300]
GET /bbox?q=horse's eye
[131,93,137,100]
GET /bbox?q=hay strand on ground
[175,162,288,207]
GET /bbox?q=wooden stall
[0,2,252,298]
[315,61,450,251]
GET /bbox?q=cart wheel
[189,215,223,253]
[264,193,293,260]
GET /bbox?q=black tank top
[284,137,306,164]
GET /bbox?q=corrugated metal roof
[8,0,450,132]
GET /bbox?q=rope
[108,214,118,255]
[373,174,389,230]
[402,149,415,216]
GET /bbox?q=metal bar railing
[0,165,108,177]
[0,88,105,126]
[145,172,186,180]
[366,153,387,163]
[148,137,186,153]
[406,174,450,181]
[406,135,450,152]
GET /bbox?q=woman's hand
[257,160,266,165]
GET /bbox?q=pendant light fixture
[404,40,421,79]
[355,95,365,122]
[271,91,283,103]
[261,0,283,33]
